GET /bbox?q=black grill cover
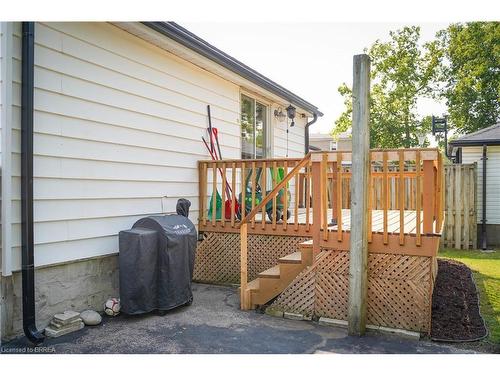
[118,228,158,314]
[119,204,197,314]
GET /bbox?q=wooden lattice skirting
[271,250,435,333]
[193,232,310,284]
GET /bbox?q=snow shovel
[211,127,240,219]
[207,190,223,221]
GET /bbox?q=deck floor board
[250,208,427,235]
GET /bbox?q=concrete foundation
[0,254,119,342]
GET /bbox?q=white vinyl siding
[461,146,500,225]
[1,22,309,270]
[270,106,306,158]
[8,21,242,269]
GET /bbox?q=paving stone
[318,317,348,328]
[283,312,305,320]
[48,319,83,331]
[366,324,421,340]
[53,311,80,323]
[49,318,82,329]
[52,317,81,327]
[265,307,284,318]
[45,322,84,338]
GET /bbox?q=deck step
[246,278,260,291]
[247,240,313,307]
[258,265,280,279]
[278,251,302,264]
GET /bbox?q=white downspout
[1,22,13,277]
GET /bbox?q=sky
[183,22,449,135]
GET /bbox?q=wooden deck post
[240,222,249,310]
[348,54,370,336]
[312,159,322,258]
[332,162,338,222]
[423,160,435,234]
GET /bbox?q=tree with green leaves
[436,22,500,135]
[333,26,440,148]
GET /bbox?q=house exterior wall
[309,135,351,152]
[1,22,308,273]
[336,138,352,151]
[461,146,500,225]
[0,21,309,340]
[270,110,306,158]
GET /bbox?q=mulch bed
[431,259,487,342]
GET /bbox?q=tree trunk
[404,107,411,148]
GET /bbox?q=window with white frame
[241,94,268,159]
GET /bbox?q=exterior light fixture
[284,105,296,157]
[286,105,296,127]
[416,131,427,147]
[273,107,286,122]
[432,114,451,158]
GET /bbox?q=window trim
[239,90,272,159]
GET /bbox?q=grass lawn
[438,248,500,344]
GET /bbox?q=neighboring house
[335,129,352,151]
[309,129,351,152]
[309,133,335,151]
[0,22,322,341]
[449,123,500,249]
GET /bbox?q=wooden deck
[198,149,444,262]
[306,208,425,235]
[198,149,444,316]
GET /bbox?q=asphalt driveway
[2,283,478,354]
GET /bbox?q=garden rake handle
[202,136,233,199]
[212,127,223,165]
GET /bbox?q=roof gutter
[21,22,44,345]
[142,22,323,118]
[449,139,500,147]
[304,113,318,154]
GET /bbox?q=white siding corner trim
[1,22,14,276]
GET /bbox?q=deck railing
[308,149,444,256]
[198,149,443,239]
[198,157,313,236]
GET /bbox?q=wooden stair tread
[258,265,280,279]
[278,251,302,264]
[247,240,314,306]
[246,279,260,291]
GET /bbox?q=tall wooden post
[348,54,370,336]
